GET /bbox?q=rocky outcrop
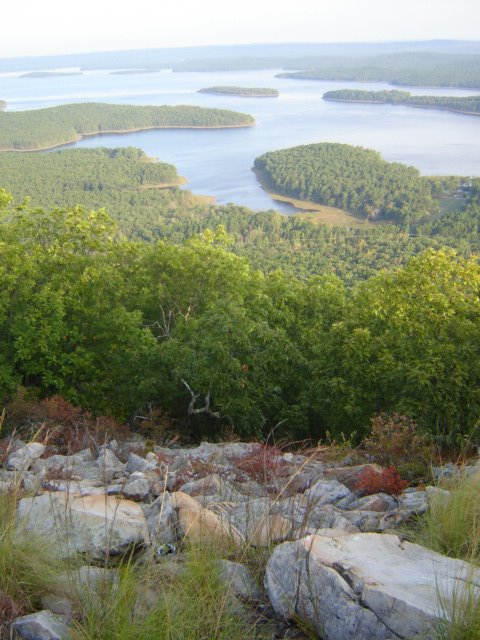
[2,436,478,639]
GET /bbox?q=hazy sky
[2,0,479,58]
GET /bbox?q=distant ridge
[1,40,480,72]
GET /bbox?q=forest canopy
[1,190,480,446]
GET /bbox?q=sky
[2,0,479,58]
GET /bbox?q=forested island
[20,71,83,78]
[323,89,480,115]
[198,86,279,97]
[0,102,255,151]
[254,142,435,224]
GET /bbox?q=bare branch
[144,299,196,339]
[181,379,222,419]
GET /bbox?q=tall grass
[0,490,65,617]
[411,471,480,563]
[74,542,269,640]
[435,576,480,640]
[408,470,480,640]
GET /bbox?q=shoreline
[0,121,256,153]
[252,167,371,226]
[323,96,480,117]
[139,176,188,189]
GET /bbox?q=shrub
[355,465,408,497]
[232,443,284,484]
[362,413,434,481]
[5,389,128,454]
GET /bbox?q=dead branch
[181,379,222,419]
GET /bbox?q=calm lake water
[1,68,480,211]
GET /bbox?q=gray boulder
[121,474,151,501]
[142,493,176,544]
[96,448,125,483]
[125,452,159,474]
[12,610,71,640]
[17,491,149,559]
[7,442,45,471]
[265,532,480,640]
[304,478,352,506]
[219,560,263,601]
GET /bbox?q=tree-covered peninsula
[198,86,279,97]
[0,102,255,151]
[323,89,480,115]
[276,52,480,89]
[0,148,181,200]
[254,143,435,224]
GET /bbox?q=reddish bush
[233,443,284,484]
[0,591,24,629]
[42,396,83,426]
[355,465,408,497]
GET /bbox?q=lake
[1,68,480,212]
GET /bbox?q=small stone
[219,560,262,601]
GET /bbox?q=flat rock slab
[265,532,480,640]
[17,492,149,559]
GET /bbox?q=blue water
[1,68,479,211]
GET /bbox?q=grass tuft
[0,490,65,622]
[410,471,480,563]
